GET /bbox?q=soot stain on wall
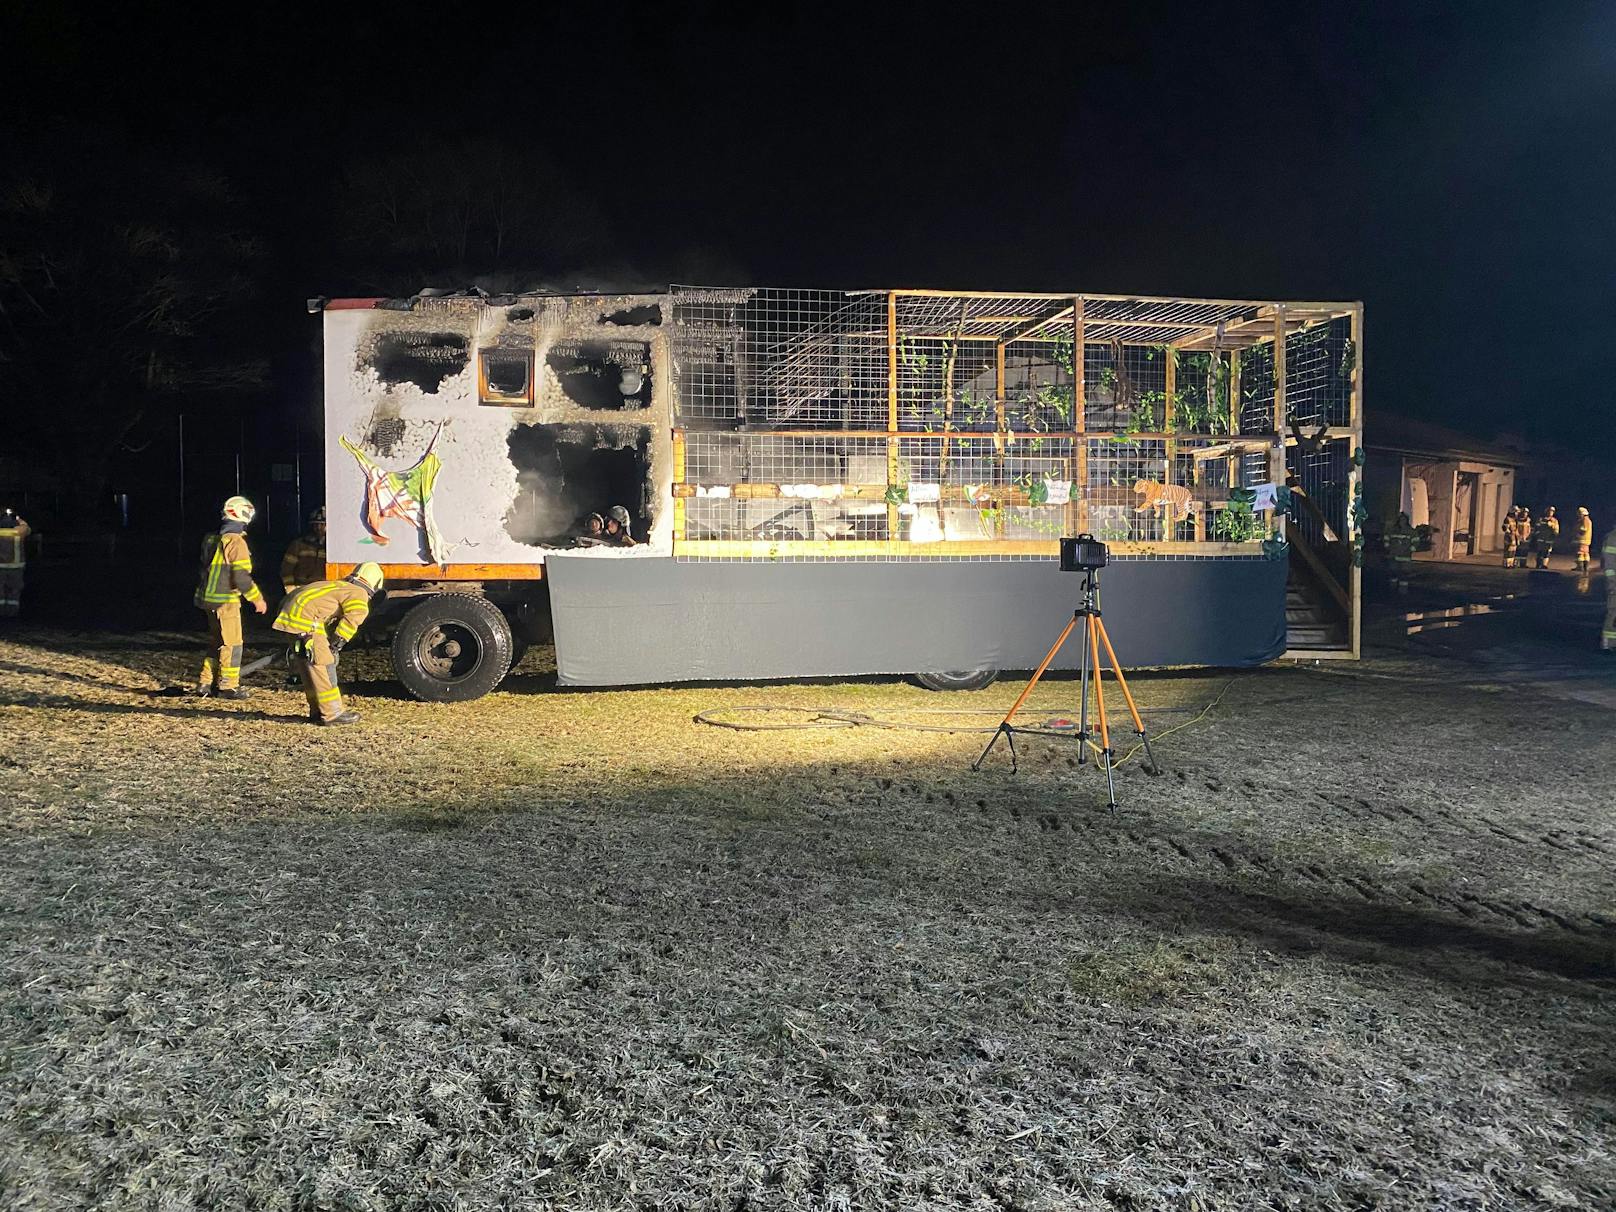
[601,304,662,327]
[366,416,408,457]
[547,341,653,411]
[369,332,469,394]
[505,423,654,547]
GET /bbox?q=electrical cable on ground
[695,677,1237,767]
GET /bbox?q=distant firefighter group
[1500,505,1591,571]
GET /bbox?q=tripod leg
[1000,614,1077,729]
[1090,616,1120,811]
[1088,616,1112,755]
[971,723,1009,772]
[1077,612,1092,766]
[974,614,1077,772]
[1095,617,1159,774]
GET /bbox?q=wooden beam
[329,562,544,581]
[1073,298,1087,533]
[884,288,1359,311]
[1226,350,1242,504]
[1272,305,1288,541]
[994,341,1007,537]
[1165,347,1180,540]
[671,428,687,540]
[711,427,1281,442]
[1350,302,1364,658]
[999,304,1074,344]
[887,291,900,537]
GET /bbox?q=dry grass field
[1,627,1613,1210]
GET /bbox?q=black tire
[915,668,999,692]
[391,593,514,702]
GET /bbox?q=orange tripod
[971,567,1157,810]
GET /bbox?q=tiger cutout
[1132,479,1198,520]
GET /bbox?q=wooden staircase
[1286,568,1350,653]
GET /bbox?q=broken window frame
[478,348,536,407]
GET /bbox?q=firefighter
[194,496,266,698]
[1534,506,1560,569]
[1501,506,1521,567]
[280,507,328,594]
[604,505,637,547]
[573,512,606,546]
[1603,524,1616,652]
[1514,506,1533,569]
[0,508,32,618]
[1575,507,1594,572]
[1385,511,1417,593]
[273,562,383,725]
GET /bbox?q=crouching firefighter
[194,496,266,698]
[273,563,384,726]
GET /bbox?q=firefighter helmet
[607,505,632,530]
[349,562,384,593]
[222,496,256,523]
[310,506,327,525]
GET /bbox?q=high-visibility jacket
[194,526,263,610]
[1604,529,1616,576]
[273,579,372,644]
[1576,517,1594,547]
[1535,517,1560,544]
[279,535,327,593]
[0,520,29,569]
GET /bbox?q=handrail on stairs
[1289,485,1339,543]
[1288,524,1351,619]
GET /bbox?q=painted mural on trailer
[322,294,674,571]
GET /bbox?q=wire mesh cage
[669,287,1360,563]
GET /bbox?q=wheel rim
[417,622,482,682]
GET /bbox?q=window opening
[479,348,535,407]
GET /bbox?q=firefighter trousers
[199,601,244,691]
[0,568,22,617]
[290,631,345,721]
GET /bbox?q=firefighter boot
[319,710,361,726]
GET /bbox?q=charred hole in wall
[504,424,653,547]
[372,332,469,393]
[601,304,662,327]
[367,416,408,457]
[547,341,652,410]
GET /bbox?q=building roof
[1365,415,1523,467]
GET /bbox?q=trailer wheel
[392,594,514,702]
[915,668,999,692]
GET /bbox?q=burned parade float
[313,287,1362,700]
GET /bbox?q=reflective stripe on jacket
[280,537,326,592]
[0,524,27,569]
[273,579,371,642]
[194,529,263,609]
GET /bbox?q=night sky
[5,2,1613,455]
